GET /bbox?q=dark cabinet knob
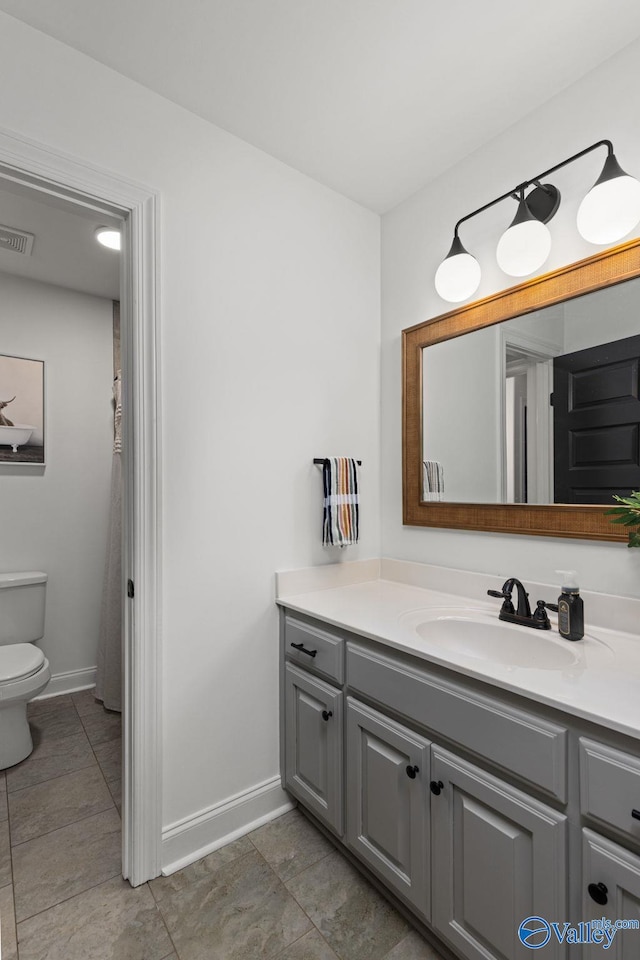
[430,780,444,795]
[588,882,608,905]
[406,765,419,779]
[291,642,317,658]
[321,710,333,722]
[632,809,640,821]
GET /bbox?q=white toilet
[0,572,51,770]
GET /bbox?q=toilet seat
[0,644,46,683]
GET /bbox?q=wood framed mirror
[402,237,640,540]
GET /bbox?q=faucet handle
[487,588,515,615]
[533,599,552,629]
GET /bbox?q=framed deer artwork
[0,354,45,464]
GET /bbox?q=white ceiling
[0,180,120,299]
[2,1,640,211]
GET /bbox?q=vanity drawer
[284,616,344,684]
[347,642,567,801]
[580,738,640,843]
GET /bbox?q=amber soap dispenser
[555,570,584,641]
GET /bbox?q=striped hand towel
[322,458,360,547]
[423,460,444,501]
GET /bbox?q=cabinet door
[284,662,343,835]
[346,698,430,918]
[431,746,567,960]
[582,829,640,959]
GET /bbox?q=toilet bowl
[0,572,51,770]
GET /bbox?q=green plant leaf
[607,490,640,547]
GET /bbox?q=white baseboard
[161,775,294,876]
[34,667,96,700]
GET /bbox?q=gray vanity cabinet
[280,609,640,960]
[582,829,640,959]
[345,697,431,918]
[431,746,567,960]
[579,738,640,959]
[284,662,343,836]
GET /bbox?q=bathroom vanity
[278,563,640,960]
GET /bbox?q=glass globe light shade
[577,159,640,244]
[496,200,551,277]
[434,236,481,303]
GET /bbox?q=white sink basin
[398,608,610,670]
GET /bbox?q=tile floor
[0,692,445,960]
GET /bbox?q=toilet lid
[0,644,45,682]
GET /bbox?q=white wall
[0,272,113,677]
[382,37,640,599]
[564,274,640,352]
[0,13,381,855]
[508,305,566,351]
[423,327,501,502]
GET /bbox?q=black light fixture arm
[452,140,613,239]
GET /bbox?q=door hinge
[549,392,555,406]
[127,579,135,599]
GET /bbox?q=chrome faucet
[487,578,551,630]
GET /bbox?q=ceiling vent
[0,225,35,256]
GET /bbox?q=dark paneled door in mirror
[553,334,640,504]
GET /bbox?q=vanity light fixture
[434,234,481,303]
[577,152,640,243]
[495,188,553,277]
[435,140,640,302]
[95,226,121,251]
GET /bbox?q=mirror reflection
[422,277,640,505]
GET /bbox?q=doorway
[502,332,556,505]
[0,129,161,885]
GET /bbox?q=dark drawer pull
[588,882,608,906]
[430,780,444,795]
[406,765,419,779]
[290,642,317,658]
[632,809,640,821]
[321,710,333,722]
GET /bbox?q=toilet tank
[0,572,47,645]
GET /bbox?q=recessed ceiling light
[95,226,121,251]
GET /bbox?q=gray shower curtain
[95,371,122,712]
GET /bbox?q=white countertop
[277,565,640,741]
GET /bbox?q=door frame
[500,328,558,504]
[0,126,162,885]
